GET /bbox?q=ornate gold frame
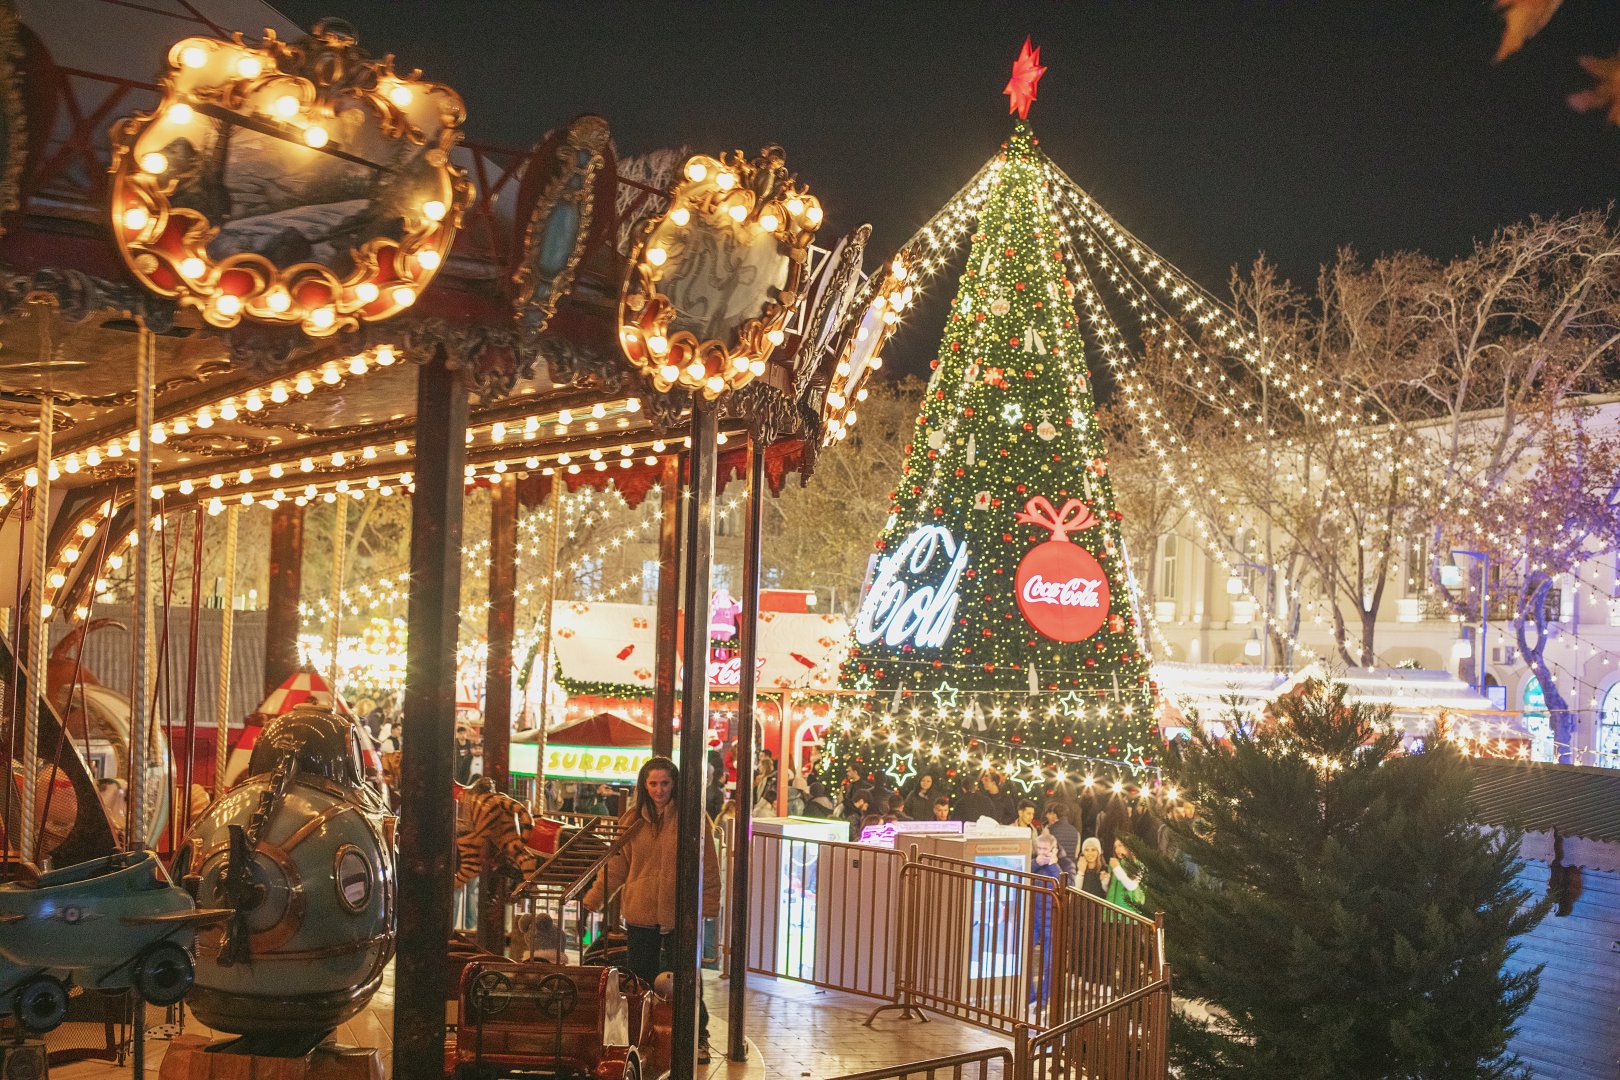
[107,21,472,338]
[619,146,822,399]
[514,114,611,334]
[822,254,915,443]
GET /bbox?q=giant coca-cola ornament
[1014,496,1109,643]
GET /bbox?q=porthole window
[335,846,371,913]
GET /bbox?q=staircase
[511,814,627,954]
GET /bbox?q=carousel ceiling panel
[0,309,222,405]
[234,362,417,436]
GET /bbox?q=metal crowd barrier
[743,830,904,1000]
[829,1047,1015,1080]
[732,832,1170,1079]
[1018,970,1173,1080]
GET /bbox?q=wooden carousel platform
[47,966,1006,1080]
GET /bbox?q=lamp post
[1226,560,1276,670]
[1441,549,1490,693]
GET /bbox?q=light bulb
[670,208,690,226]
[266,289,292,313]
[646,246,666,266]
[727,204,747,223]
[356,281,380,304]
[685,161,707,183]
[758,213,778,232]
[219,401,238,421]
[302,125,329,149]
[715,171,735,190]
[167,103,195,125]
[179,45,208,69]
[416,249,441,271]
[235,55,263,79]
[122,206,150,232]
[388,83,413,107]
[310,307,336,329]
[422,199,447,222]
[272,94,300,119]
[391,286,416,307]
[179,257,205,278]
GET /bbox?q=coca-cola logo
[855,525,969,650]
[1021,574,1104,608]
[1011,497,1110,643]
[707,656,766,687]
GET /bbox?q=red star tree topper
[1004,37,1047,119]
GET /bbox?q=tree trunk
[1516,571,1574,764]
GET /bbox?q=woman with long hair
[902,772,937,821]
[584,755,720,1063]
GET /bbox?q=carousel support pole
[652,454,681,758]
[672,400,718,1080]
[128,321,157,1080]
[326,497,347,694]
[213,507,239,798]
[532,480,563,810]
[20,392,51,865]
[392,356,468,1080]
[477,474,517,954]
[263,501,305,695]
[726,437,765,1062]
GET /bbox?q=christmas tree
[823,49,1158,795]
[1144,681,1544,1079]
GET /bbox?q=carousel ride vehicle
[179,704,396,1052]
[449,960,673,1080]
[0,848,227,1032]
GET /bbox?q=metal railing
[744,830,904,1000]
[729,833,1170,1079]
[886,854,1162,1037]
[1018,969,1173,1080]
[828,1047,1014,1080]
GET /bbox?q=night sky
[275,1,1620,377]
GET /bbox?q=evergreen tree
[1146,681,1546,1079]
[822,123,1158,795]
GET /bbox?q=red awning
[544,712,652,748]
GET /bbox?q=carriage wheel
[134,942,194,1005]
[13,975,68,1033]
[469,971,512,1020]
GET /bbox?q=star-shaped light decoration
[1004,37,1048,120]
[933,680,960,709]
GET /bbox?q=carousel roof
[0,1,878,631]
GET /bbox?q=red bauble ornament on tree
[1012,496,1110,643]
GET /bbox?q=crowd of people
[823,765,1160,914]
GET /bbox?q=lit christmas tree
[823,45,1159,794]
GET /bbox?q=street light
[1443,549,1489,693]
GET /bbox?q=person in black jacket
[902,772,939,821]
[953,776,993,823]
[980,771,1017,824]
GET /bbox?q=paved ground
[48,972,1007,1080]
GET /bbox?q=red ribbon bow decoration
[1014,496,1099,540]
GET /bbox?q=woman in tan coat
[585,755,721,1061]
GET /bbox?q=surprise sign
[1014,496,1110,642]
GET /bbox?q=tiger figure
[454,777,544,887]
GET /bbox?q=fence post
[1013,1025,1031,1080]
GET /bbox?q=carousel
[0,2,907,1078]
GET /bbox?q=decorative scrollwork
[107,19,471,337]
[514,114,611,335]
[790,224,869,400]
[619,146,822,398]
[0,269,178,331]
[820,254,915,445]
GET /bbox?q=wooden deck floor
[48,971,1006,1080]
